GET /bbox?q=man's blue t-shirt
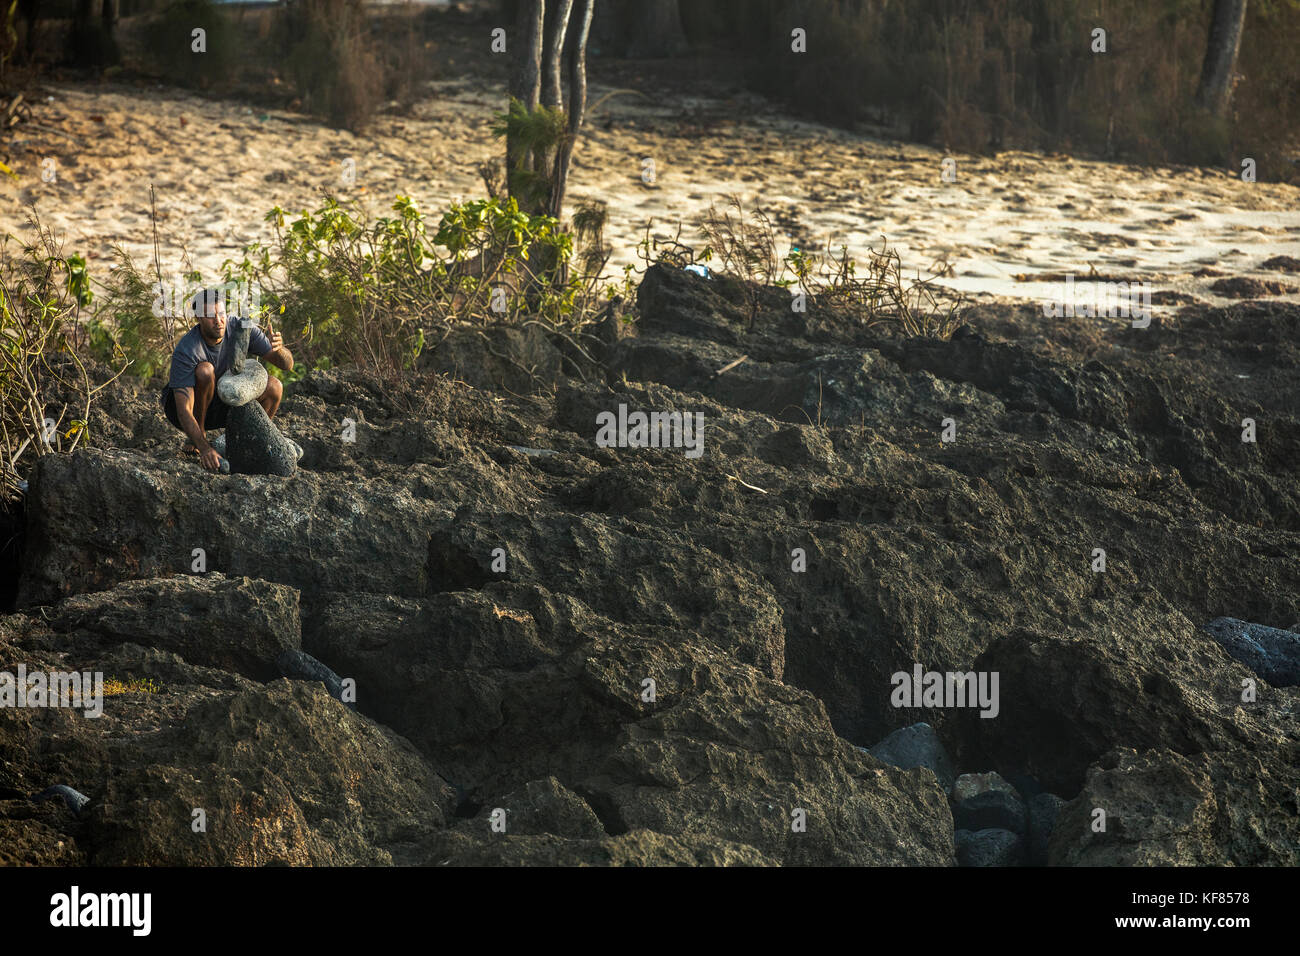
[160,317,273,408]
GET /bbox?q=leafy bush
[84,247,191,381]
[0,222,122,503]
[222,193,621,377]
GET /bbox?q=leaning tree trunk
[548,0,593,221]
[505,0,594,299]
[1195,0,1248,115]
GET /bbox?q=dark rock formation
[32,785,90,816]
[952,772,1027,835]
[42,573,300,682]
[1049,747,1300,865]
[226,400,298,477]
[1203,617,1300,687]
[956,828,1025,867]
[4,263,1298,866]
[867,722,956,793]
[1027,792,1066,866]
[276,648,348,704]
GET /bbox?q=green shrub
[222,193,617,377]
[85,248,193,381]
[0,224,120,503]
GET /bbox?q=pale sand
[3,75,1299,320]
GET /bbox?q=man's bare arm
[262,319,293,372]
[172,387,210,451]
[265,345,294,373]
[175,388,222,471]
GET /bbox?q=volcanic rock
[1202,617,1300,687]
[225,400,298,476]
[867,722,956,792]
[955,828,1025,867]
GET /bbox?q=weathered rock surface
[1203,617,1300,687]
[5,263,1298,865]
[304,586,954,865]
[956,828,1025,867]
[951,772,1027,835]
[1027,792,1066,866]
[1049,747,1300,866]
[226,400,298,476]
[216,359,268,407]
[0,609,456,865]
[42,573,299,681]
[868,722,956,792]
[494,776,606,840]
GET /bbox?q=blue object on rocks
[684,264,711,279]
[867,722,956,792]
[1203,617,1300,687]
[276,649,350,707]
[32,784,90,816]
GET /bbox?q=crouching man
[160,288,294,472]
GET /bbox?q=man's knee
[264,375,282,401]
[194,362,215,387]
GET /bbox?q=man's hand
[263,316,293,372]
[200,447,223,472]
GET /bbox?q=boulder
[304,586,956,865]
[1027,792,1066,866]
[1202,617,1300,687]
[1049,747,1300,866]
[867,722,956,792]
[43,573,300,681]
[17,447,448,606]
[493,777,605,840]
[216,359,268,408]
[955,828,1025,867]
[948,600,1289,797]
[89,682,456,865]
[951,772,1027,835]
[226,400,298,477]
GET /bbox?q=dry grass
[690,194,967,338]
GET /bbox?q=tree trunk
[540,0,574,112]
[1196,0,1248,115]
[506,0,545,206]
[550,0,593,222]
[503,0,594,302]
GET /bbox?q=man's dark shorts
[163,388,230,432]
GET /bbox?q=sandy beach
[3,72,1298,319]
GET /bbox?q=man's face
[198,299,226,341]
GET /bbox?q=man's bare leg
[193,361,215,432]
[258,374,283,419]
